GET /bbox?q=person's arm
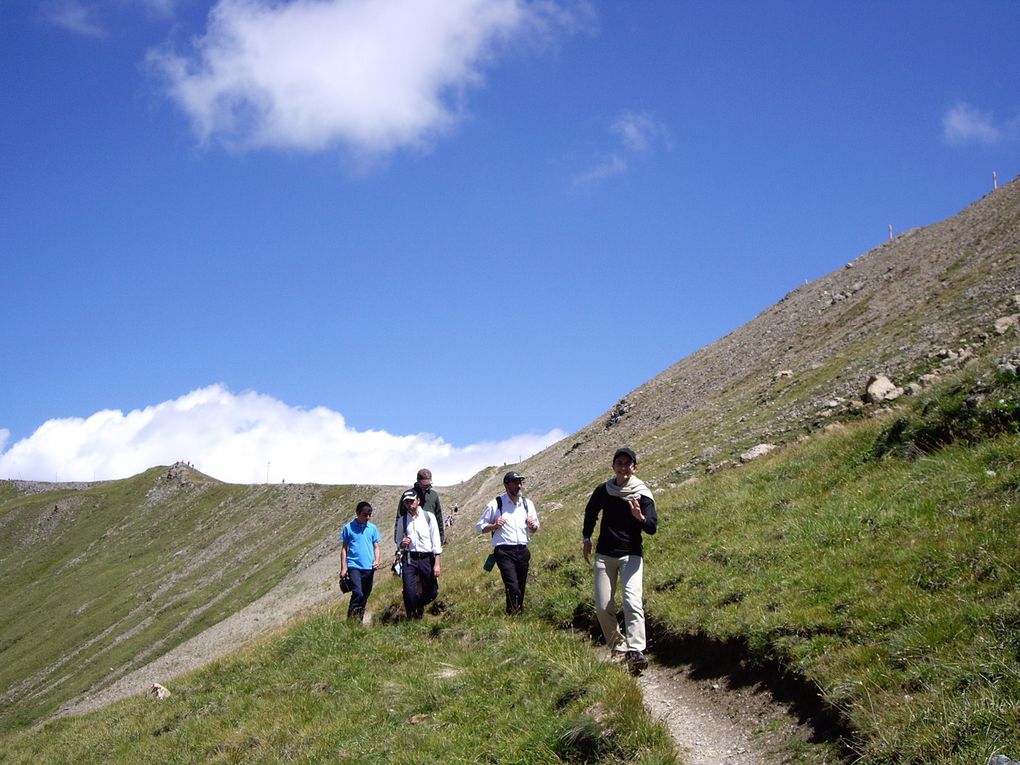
[639,495,657,534]
[526,499,539,532]
[340,541,349,576]
[476,502,497,534]
[430,513,443,556]
[581,486,601,562]
[373,541,381,569]
[434,494,446,543]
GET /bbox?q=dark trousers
[401,552,438,619]
[494,544,531,615]
[347,568,375,621]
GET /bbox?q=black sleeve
[582,486,603,539]
[639,495,657,535]
[395,491,409,536]
[434,494,446,543]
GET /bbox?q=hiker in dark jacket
[582,447,657,672]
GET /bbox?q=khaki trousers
[593,553,645,652]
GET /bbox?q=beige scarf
[605,475,653,501]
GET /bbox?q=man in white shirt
[395,489,443,619]
[476,471,540,615]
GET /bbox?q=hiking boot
[626,650,648,672]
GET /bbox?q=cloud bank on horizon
[0,386,566,485]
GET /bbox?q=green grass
[523,362,1020,763]
[0,610,674,765]
[4,362,1020,763]
[0,471,365,732]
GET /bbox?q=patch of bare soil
[638,658,818,765]
[634,630,851,765]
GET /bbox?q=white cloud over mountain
[150,0,580,154]
[0,385,565,485]
[942,102,1020,145]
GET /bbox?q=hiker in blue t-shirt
[340,501,382,621]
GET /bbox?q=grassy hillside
[531,359,1020,763]
[0,468,390,732]
[1,179,1019,762]
[3,358,1018,763]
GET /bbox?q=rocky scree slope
[504,177,1020,502]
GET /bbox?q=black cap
[401,489,418,502]
[503,471,525,484]
[613,447,637,464]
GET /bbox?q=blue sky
[2,0,1018,485]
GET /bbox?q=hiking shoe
[626,650,648,672]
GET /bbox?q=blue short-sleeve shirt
[341,519,381,570]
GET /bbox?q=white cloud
[149,0,580,155]
[612,110,669,154]
[45,1,110,38]
[44,0,180,37]
[571,154,627,187]
[0,385,566,485]
[573,109,669,187]
[942,101,1013,145]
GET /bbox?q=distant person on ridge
[395,468,446,545]
[395,489,443,619]
[582,447,657,672]
[476,471,540,615]
[340,501,381,622]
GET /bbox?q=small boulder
[146,683,171,701]
[994,314,1020,334]
[865,374,903,403]
[740,444,776,463]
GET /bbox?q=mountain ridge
[509,175,1019,502]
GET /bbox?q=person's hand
[433,562,441,578]
[495,516,507,528]
[582,539,591,563]
[401,536,411,548]
[527,517,538,530]
[629,497,644,522]
[373,561,379,570]
[340,567,347,577]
